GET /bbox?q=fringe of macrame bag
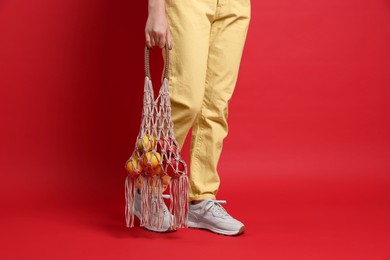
[124,175,136,228]
[169,174,189,228]
[152,175,164,229]
[140,173,165,229]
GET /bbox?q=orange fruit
[143,152,161,168]
[125,157,143,175]
[135,174,170,191]
[137,135,156,152]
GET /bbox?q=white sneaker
[134,189,176,233]
[188,199,246,236]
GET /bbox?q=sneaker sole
[134,209,176,233]
[143,226,177,233]
[187,220,246,236]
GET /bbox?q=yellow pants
[164,0,251,201]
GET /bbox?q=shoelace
[204,199,230,218]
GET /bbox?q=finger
[158,35,166,48]
[150,29,160,47]
[150,37,156,47]
[145,33,152,48]
[166,29,172,50]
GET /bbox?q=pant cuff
[189,194,216,202]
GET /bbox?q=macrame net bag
[124,46,189,230]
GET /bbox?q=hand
[145,0,172,49]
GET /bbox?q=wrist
[148,0,165,13]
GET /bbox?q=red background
[1,0,389,259]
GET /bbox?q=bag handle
[144,45,170,80]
